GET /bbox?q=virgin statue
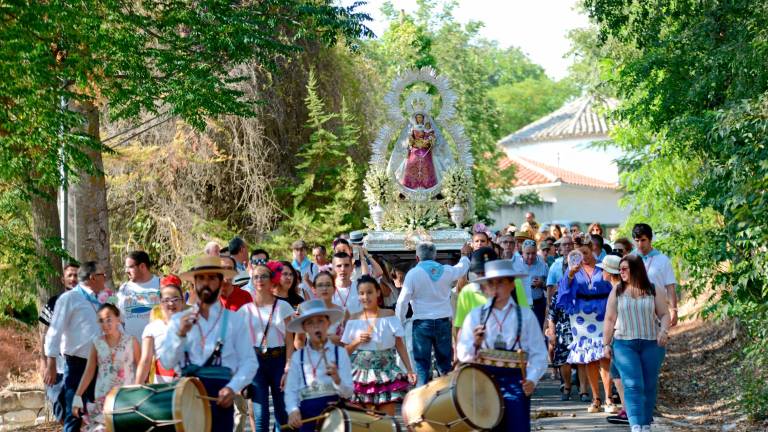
[387,109,450,192]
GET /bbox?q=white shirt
[158,302,258,393]
[142,319,180,383]
[44,284,102,359]
[341,315,404,351]
[637,250,677,292]
[395,256,470,321]
[333,280,361,315]
[117,276,161,339]
[456,298,548,385]
[242,299,294,349]
[284,341,353,414]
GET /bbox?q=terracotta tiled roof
[499,155,619,190]
[498,95,618,145]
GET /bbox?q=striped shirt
[614,294,658,341]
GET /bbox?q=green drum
[104,377,211,432]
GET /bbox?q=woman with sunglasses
[603,255,670,432]
[135,275,186,384]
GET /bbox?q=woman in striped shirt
[603,255,671,432]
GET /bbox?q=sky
[349,0,591,80]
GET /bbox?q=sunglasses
[251,258,267,265]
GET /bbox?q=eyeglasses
[93,273,106,278]
[619,266,630,272]
[315,283,333,289]
[253,274,271,280]
[161,297,182,304]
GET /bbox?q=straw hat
[596,255,621,275]
[475,259,528,283]
[180,255,237,282]
[286,299,345,333]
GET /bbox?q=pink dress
[83,334,136,431]
[403,129,437,189]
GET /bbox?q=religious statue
[387,93,451,192]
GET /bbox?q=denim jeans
[612,339,664,426]
[484,366,530,432]
[412,318,453,386]
[252,351,288,432]
[63,356,94,432]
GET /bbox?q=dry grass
[0,320,40,388]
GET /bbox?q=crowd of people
[39,214,677,432]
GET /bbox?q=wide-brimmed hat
[349,230,365,245]
[475,259,528,283]
[596,255,621,275]
[232,271,250,287]
[180,255,237,282]
[514,230,533,242]
[286,299,344,333]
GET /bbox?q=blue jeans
[412,318,453,386]
[252,350,288,432]
[484,366,530,432]
[63,356,94,432]
[612,339,664,427]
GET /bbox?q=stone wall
[0,386,47,431]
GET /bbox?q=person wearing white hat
[284,299,353,431]
[158,255,257,432]
[456,259,548,432]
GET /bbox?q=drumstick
[279,413,329,430]
[316,331,331,372]
[195,395,219,402]
[475,296,497,354]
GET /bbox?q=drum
[402,365,502,432]
[476,349,528,370]
[320,406,401,432]
[104,377,211,432]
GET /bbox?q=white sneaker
[631,426,642,432]
[641,426,652,432]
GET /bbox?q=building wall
[501,136,624,184]
[489,184,630,231]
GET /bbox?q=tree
[266,70,363,253]
[489,77,580,134]
[1,0,371,304]
[581,0,768,418]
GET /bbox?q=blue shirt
[546,257,567,287]
[555,267,613,316]
[522,257,549,302]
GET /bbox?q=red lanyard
[196,307,223,348]
[336,285,352,308]
[307,347,325,380]
[490,306,513,332]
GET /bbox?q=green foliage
[489,77,580,134]
[514,191,544,207]
[266,71,364,254]
[581,0,768,419]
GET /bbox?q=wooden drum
[401,365,502,432]
[104,377,211,432]
[320,406,401,432]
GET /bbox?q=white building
[490,95,630,231]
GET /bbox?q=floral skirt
[553,313,575,367]
[567,311,606,364]
[351,349,410,405]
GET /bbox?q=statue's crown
[410,96,427,113]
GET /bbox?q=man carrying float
[456,259,548,432]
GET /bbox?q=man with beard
[159,256,257,432]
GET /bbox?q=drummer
[456,259,548,432]
[285,299,353,431]
[158,255,258,432]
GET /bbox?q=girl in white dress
[72,303,140,431]
[342,275,416,416]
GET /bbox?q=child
[309,271,346,346]
[342,275,416,416]
[285,300,352,432]
[73,303,140,431]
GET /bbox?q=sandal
[587,398,602,413]
[579,392,591,403]
[560,387,572,401]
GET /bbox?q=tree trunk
[30,188,65,305]
[67,99,113,288]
